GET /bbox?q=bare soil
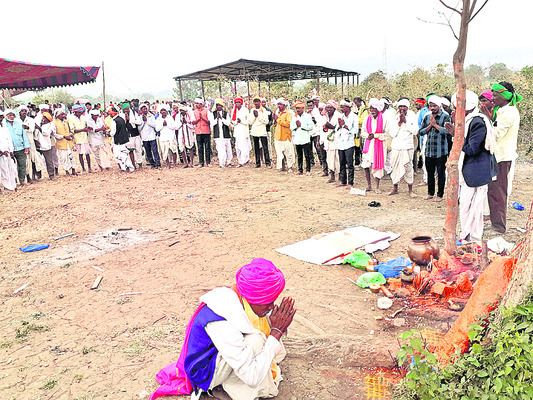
[1,160,531,400]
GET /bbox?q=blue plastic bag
[375,257,412,278]
[512,202,524,211]
[20,244,50,253]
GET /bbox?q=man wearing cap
[289,101,313,175]
[38,112,58,179]
[445,90,496,241]
[307,99,324,173]
[4,109,30,186]
[87,110,111,171]
[483,82,522,234]
[18,105,44,183]
[155,105,178,168]
[389,98,418,197]
[361,99,390,193]
[108,106,134,172]
[53,109,77,175]
[210,99,233,168]
[273,99,294,172]
[138,104,161,169]
[335,100,358,186]
[150,258,296,400]
[323,100,341,183]
[121,103,143,169]
[193,98,212,167]
[68,105,93,173]
[0,122,17,191]
[231,98,252,167]
[249,96,271,168]
[176,104,196,168]
[419,95,452,202]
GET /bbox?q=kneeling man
[151,258,296,400]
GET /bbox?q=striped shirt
[419,111,452,158]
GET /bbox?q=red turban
[232,97,244,121]
[236,258,285,305]
[414,99,426,106]
[327,100,338,110]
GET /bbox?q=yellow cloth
[68,114,89,144]
[241,298,280,381]
[54,119,73,150]
[274,111,292,141]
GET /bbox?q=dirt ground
[1,156,531,400]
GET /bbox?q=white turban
[90,110,101,116]
[441,97,451,107]
[277,98,289,107]
[397,98,410,108]
[159,104,170,112]
[4,109,15,116]
[54,108,66,117]
[339,100,352,107]
[318,102,325,108]
[17,105,29,112]
[451,90,479,111]
[427,95,442,108]
[194,97,204,104]
[381,97,392,105]
[369,98,385,112]
[39,104,50,110]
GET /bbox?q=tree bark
[443,0,471,255]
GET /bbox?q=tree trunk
[443,0,471,255]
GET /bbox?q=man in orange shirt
[192,98,212,167]
[273,99,294,172]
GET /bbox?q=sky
[5,0,532,100]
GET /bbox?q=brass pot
[407,235,440,266]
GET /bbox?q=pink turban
[480,90,493,101]
[326,100,338,110]
[236,258,285,305]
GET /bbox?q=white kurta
[361,114,390,179]
[389,110,418,184]
[201,288,285,400]
[0,126,17,190]
[232,107,251,165]
[155,116,178,160]
[210,111,233,167]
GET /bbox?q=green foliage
[31,89,75,108]
[15,320,50,341]
[42,379,58,390]
[394,294,533,400]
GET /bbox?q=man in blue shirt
[4,109,30,186]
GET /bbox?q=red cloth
[362,113,385,170]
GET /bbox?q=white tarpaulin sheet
[276,226,399,265]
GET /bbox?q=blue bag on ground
[375,257,412,278]
[20,244,50,253]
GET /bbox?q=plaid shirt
[419,111,452,158]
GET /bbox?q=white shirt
[390,110,418,150]
[492,103,520,163]
[336,111,358,151]
[322,111,342,151]
[0,126,14,153]
[209,110,232,139]
[39,122,55,151]
[231,107,250,139]
[309,107,322,137]
[87,116,107,147]
[248,108,269,137]
[138,114,157,142]
[202,288,283,388]
[155,115,176,142]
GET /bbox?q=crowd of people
[0,81,522,239]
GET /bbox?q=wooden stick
[91,276,103,290]
[380,285,394,298]
[168,240,180,247]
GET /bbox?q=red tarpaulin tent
[0,58,100,90]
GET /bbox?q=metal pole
[102,61,106,108]
[219,81,222,97]
[357,74,360,85]
[316,71,320,95]
[258,81,261,97]
[201,80,205,99]
[341,74,344,96]
[234,81,237,96]
[247,81,250,98]
[179,80,183,101]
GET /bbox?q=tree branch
[439,0,462,15]
[417,14,459,41]
[470,0,489,22]
[438,10,460,40]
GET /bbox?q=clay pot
[407,234,440,266]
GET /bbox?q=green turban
[120,102,130,110]
[491,83,523,106]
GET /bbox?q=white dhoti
[112,144,135,171]
[215,138,233,167]
[90,144,111,168]
[459,183,488,241]
[209,333,284,400]
[390,149,414,185]
[274,140,295,169]
[234,136,251,165]
[26,144,44,173]
[361,138,387,179]
[57,148,75,171]
[159,139,178,161]
[326,149,340,173]
[0,155,17,190]
[127,135,143,164]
